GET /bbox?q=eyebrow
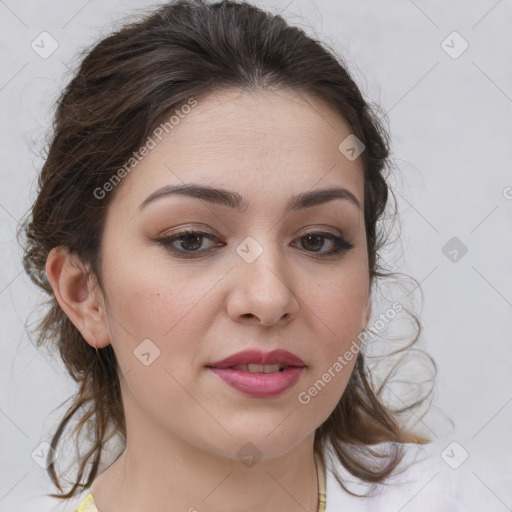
[139,183,362,213]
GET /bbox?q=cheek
[305,259,369,338]
[100,245,218,374]
[105,233,220,324]
[296,264,368,412]
[100,257,216,430]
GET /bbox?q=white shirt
[324,440,512,511]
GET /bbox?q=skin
[46,87,371,512]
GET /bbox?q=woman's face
[95,88,370,460]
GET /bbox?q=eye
[155,228,354,258]
[156,228,221,257]
[293,232,354,256]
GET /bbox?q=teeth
[266,364,289,374]
[230,364,248,372]
[230,363,289,373]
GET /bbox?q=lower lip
[208,366,305,397]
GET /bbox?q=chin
[201,426,310,463]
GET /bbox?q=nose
[226,243,299,327]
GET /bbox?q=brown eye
[295,232,353,256]
[300,234,325,252]
[157,229,221,257]
[155,229,353,259]
[175,233,207,251]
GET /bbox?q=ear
[45,247,110,349]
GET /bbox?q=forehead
[109,87,365,213]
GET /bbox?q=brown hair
[19,0,434,501]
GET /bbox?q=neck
[91,399,320,512]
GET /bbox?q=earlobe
[45,247,110,349]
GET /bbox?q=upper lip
[208,349,306,369]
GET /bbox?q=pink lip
[208,349,305,368]
[207,349,306,398]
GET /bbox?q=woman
[20,0,459,510]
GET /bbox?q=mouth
[207,349,306,398]
[227,363,292,374]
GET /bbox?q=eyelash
[155,228,354,259]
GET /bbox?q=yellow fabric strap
[76,491,97,512]
[315,450,327,512]
[76,452,327,512]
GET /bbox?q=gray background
[1,0,511,509]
